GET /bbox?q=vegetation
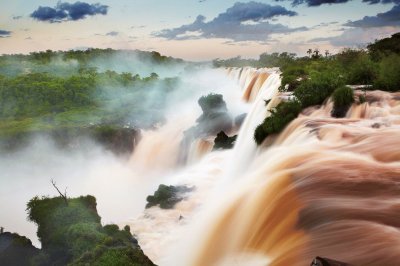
[213,131,237,150]
[146,184,192,209]
[331,86,354,118]
[26,195,155,265]
[254,100,302,145]
[248,33,400,145]
[0,49,186,151]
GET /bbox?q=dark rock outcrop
[146,184,193,209]
[311,256,351,266]
[0,232,39,266]
[213,131,237,150]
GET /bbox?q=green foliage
[146,184,192,209]
[254,100,302,145]
[197,93,227,115]
[279,64,307,91]
[373,53,400,91]
[294,71,345,108]
[331,86,354,118]
[341,51,377,85]
[26,195,155,265]
[213,131,237,150]
[367,32,400,61]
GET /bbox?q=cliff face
[0,195,156,266]
[0,232,39,266]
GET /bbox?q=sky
[0,0,399,60]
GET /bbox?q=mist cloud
[30,1,108,23]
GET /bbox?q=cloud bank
[345,4,400,27]
[155,1,305,42]
[30,1,108,23]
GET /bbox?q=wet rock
[146,184,193,209]
[213,131,237,150]
[310,256,351,266]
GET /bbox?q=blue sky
[0,0,399,60]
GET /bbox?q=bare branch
[51,179,68,206]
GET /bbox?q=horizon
[1,0,400,60]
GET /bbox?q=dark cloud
[0,30,12,38]
[154,1,305,42]
[345,4,400,27]
[106,31,119,36]
[12,15,22,20]
[362,0,400,4]
[279,0,399,6]
[275,0,350,6]
[289,0,350,6]
[30,1,108,23]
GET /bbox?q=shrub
[197,93,227,115]
[373,54,400,91]
[344,54,377,85]
[331,86,354,118]
[279,65,307,91]
[294,71,345,108]
[254,100,302,145]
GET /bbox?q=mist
[0,61,249,250]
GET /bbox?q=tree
[307,48,312,58]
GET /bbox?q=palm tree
[325,50,330,57]
[307,48,312,58]
[313,48,320,58]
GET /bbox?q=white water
[127,67,282,265]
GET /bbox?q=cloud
[310,26,400,46]
[30,1,108,23]
[288,0,350,6]
[362,0,400,4]
[279,0,399,6]
[0,30,12,38]
[154,1,305,42]
[345,4,400,27]
[12,15,22,20]
[106,31,119,36]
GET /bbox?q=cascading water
[128,67,400,266]
[190,90,400,266]
[127,67,282,265]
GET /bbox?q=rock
[213,131,237,150]
[0,232,39,266]
[310,256,351,266]
[146,184,193,209]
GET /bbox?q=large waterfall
[127,68,400,266]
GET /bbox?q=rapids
[129,67,400,266]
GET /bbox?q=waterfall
[190,89,400,266]
[128,67,283,265]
